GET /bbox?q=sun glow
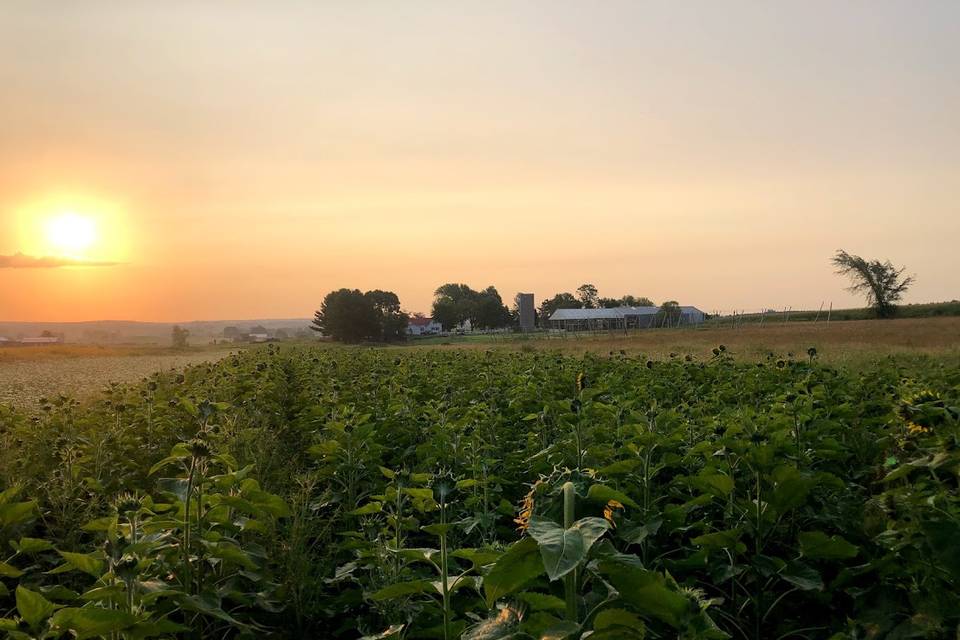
[12,193,130,264]
[45,212,98,257]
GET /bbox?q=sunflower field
[0,344,958,639]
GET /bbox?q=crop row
[0,345,957,639]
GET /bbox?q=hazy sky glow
[1,1,958,321]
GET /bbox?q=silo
[518,293,535,332]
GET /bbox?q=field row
[0,344,957,638]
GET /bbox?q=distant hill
[0,319,313,344]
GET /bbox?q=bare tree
[832,250,914,318]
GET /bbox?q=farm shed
[679,306,706,323]
[548,306,706,331]
[19,336,63,345]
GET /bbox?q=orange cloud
[0,252,119,269]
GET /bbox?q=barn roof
[549,307,659,321]
[408,316,436,327]
[548,306,705,321]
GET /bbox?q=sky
[1,1,958,322]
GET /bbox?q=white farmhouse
[407,316,443,336]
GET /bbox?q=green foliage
[527,516,609,581]
[656,300,681,325]
[576,284,599,309]
[431,283,511,331]
[0,343,958,637]
[312,288,409,342]
[539,292,582,322]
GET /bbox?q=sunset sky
[1,1,958,322]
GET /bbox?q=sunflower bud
[112,492,142,515]
[187,437,212,460]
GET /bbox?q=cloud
[0,252,119,268]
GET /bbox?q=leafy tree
[833,250,915,318]
[431,297,458,332]
[657,300,681,326]
[539,292,581,323]
[431,283,476,331]
[222,326,241,340]
[365,289,410,341]
[576,283,599,309]
[171,325,190,348]
[472,286,511,330]
[311,288,409,342]
[249,325,268,335]
[598,295,656,308]
[431,283,510,331]
[620,295,655,307]
[311,289,380,343]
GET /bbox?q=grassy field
[412,316,960,365]
[0,343,240,408]
[714,299,960,323]
[0,343,238,364]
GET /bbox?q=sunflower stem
[562,481,577,622]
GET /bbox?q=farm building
[407,316,443,336]
[518,293,536,332]
[548,306,706,331]
[19,336,64,345]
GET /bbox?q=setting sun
[45,212,98,257]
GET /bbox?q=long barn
[548,306,706,331]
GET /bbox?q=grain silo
[518,293,535,331]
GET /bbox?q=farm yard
[0,332,958,639]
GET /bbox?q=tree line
[310,283,514,342]
[312,282,676,342]
[310,250,915,342]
